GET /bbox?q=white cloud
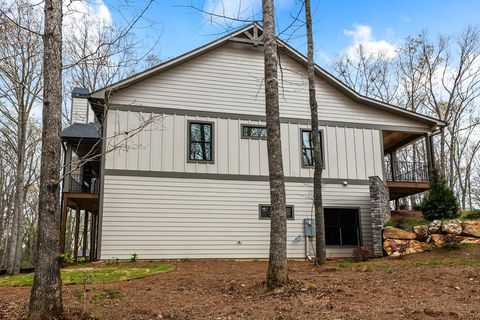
[64,0,112,28]
[343,24,397,61]
[203,0,259,22]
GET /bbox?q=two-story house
[60,23,446,261]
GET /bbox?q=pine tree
[421,169,459,220]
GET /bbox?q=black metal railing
[68,174,100,193]
[384,159,429,182]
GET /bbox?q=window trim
[323,206,363,247]
[187,120,215,164]
[241,124,268,140]
[258,204,295,220]
[300,128,325,169]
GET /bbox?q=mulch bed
[1,246,480,320]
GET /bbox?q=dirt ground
[1,246,480,320]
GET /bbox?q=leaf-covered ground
[0,247,479,319]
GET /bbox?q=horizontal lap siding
[105,112,384,180]
[100,175,372,259]
[111,42,429,129]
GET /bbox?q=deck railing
[384,159,429,182]
[68,174,100,193]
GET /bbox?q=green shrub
[462,209,480,220]
[421,169,459,220]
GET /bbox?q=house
[60,23,446,261]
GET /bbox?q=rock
[441,219,463,235]
[428,220,442,233]
[462,221,480,238]
[383,239,430,256]
[383,227,416,240]
[413,225,429,240]
[430,234,446,247]
[459,237,480,244]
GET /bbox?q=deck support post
[73,207,80,261]
[389,151,396,181]
[82,211,89,258]
[424,133,434,178]
[60,195,68,253]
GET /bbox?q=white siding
[100,175,372,259]
[111,42,430,129]
[105,111,384,180]
[71,97,95,123]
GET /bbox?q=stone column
[369,176,390,257]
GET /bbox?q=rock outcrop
[383,219,480,256]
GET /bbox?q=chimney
[71,87,92,123]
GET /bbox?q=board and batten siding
[100,175,372,259]
[110,42,430,130]
[105,111,384,180]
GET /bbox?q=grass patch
[0,262,174,287]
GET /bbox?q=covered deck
[382,130,435,206]
[60,122,102,261]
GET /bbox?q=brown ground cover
[1,246,480,320]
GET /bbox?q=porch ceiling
[383,131,423,154]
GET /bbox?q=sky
[97,0,480,67]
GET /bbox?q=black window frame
[259,204,295,220]
[301,129,325,168]
[324,207,362,247]
[241,124,268,140]
[187,121,214,163]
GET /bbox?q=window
[259,205,294,220]
[324,208,361,246]
[188,121,213,162]
[301,129,324,167]
[242,125,267,139]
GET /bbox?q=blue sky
[102,0,480,66]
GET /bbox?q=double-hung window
[188,121,213,162]
[301,129,324,167]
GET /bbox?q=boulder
[430,234,446,247]
[441,219,463,235]
[428,220,442,233]
[459,236,480,244]
[383,227,416,240]
[413,225,429,241]
[462,221,480,238]
[383,239,430,256]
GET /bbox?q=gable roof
[91,23,446,129]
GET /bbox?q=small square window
[259,205,294,220]
[242,125,267,139]
[188,121,213,162]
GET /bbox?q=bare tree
[28,0,64,318]
[303,0,326,265]
[263,0,288,289]
[0,0,42,275]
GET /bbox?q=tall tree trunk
[304,0,326,265]
[6,108,26,275]
[263,0,288,289]
[28,0,63,318]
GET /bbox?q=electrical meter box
[304,218,315,237]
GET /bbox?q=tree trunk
[28,0,64,318]
[6,107,26,275]
[262,0,288,289]
[304,0,326,265]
